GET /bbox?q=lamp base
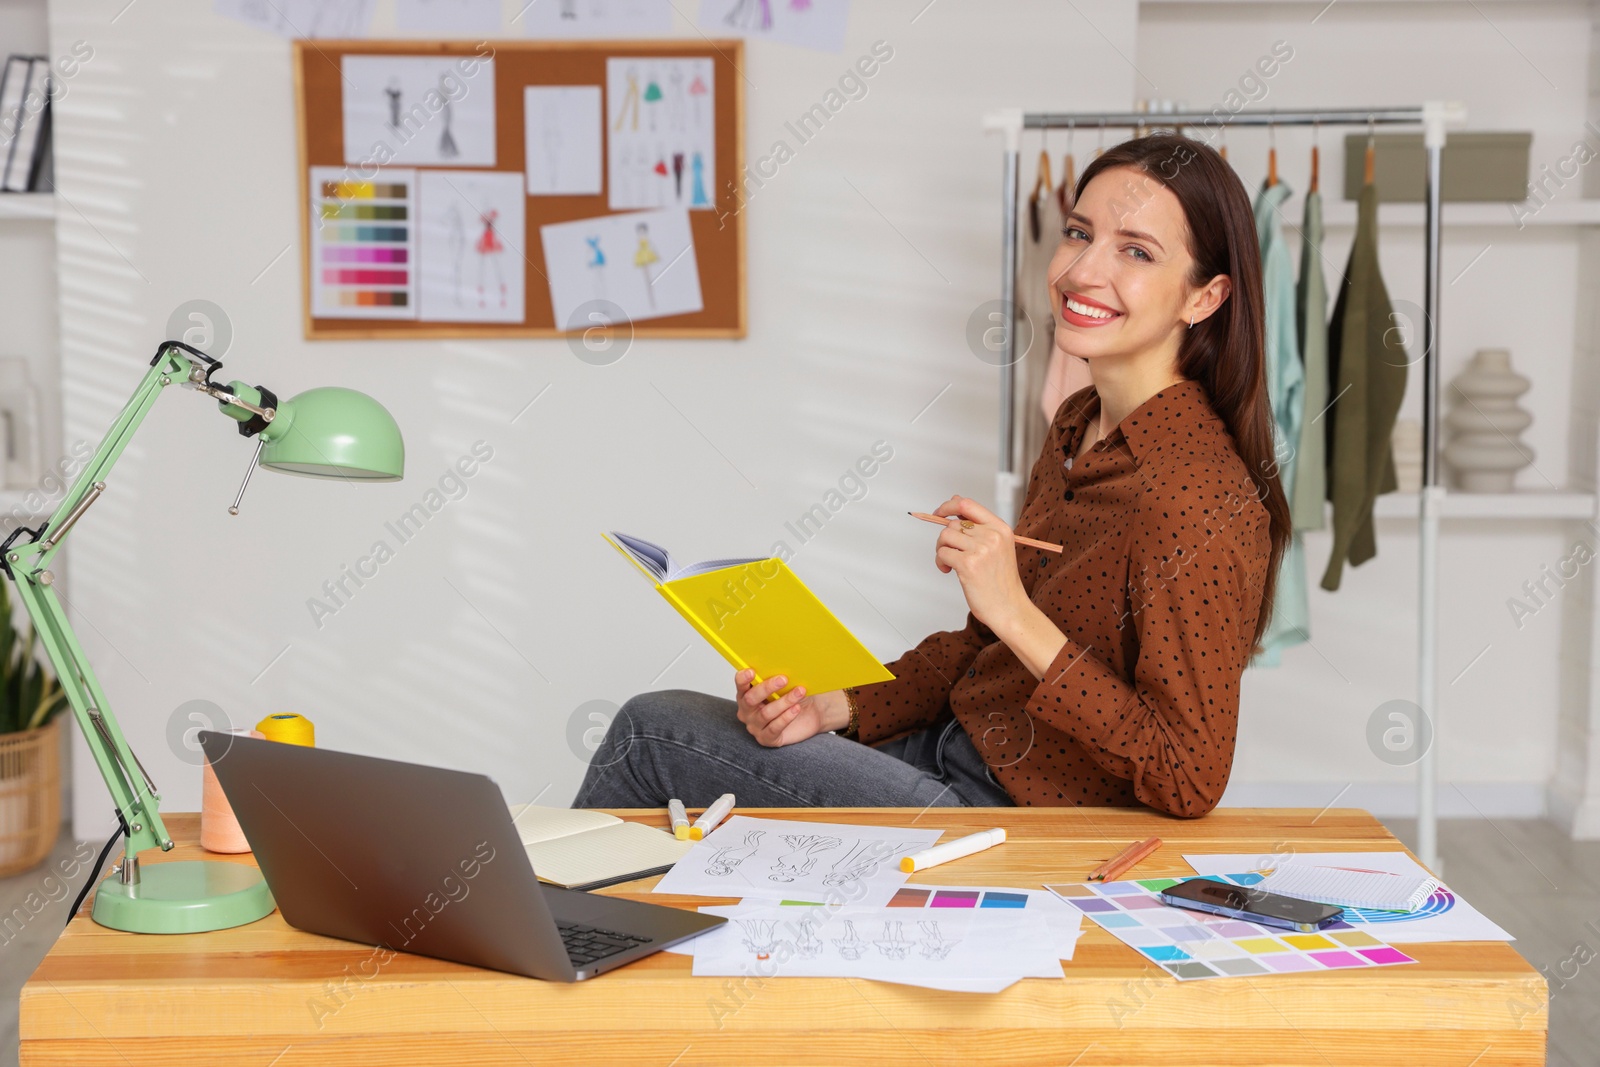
[90,860,276,933]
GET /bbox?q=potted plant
[0,574,69,875]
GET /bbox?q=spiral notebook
[1256,864,1440,913]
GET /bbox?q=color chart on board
[773,885,1057,911]
[1045,873,1419,982]
[308,166,418,319]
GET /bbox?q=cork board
[293,38,746,339]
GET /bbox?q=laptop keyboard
[557,921,654,968]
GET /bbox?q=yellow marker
[690,793,735,840]
[668,799,691,840]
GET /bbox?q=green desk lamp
[0,340,404,933]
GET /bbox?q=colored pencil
[1089,836,1163,882]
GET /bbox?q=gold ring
[959,520,975,531]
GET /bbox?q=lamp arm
[2,343,250,857]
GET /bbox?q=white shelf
[0,193,56,221]
[1319,200,1600,229]
[1371,490,1596,520]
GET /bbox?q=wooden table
[22,808,1546,1066]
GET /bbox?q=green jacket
[1322,180,1407,591]
[1292,188,1328,530]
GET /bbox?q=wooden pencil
[907,511,1064,554]
[1089,836,1163,882]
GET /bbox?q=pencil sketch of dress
[792,917,824,959]
[613,66,641,132]
[585,235,606,299]
[690,152,709,208]
[767,835,840,883]
[437,74,460,159]
[705,829,764,876]
[738,919,787,961]
[475,207,506,308]
[643,70,662,132]
[633,222,660,309]
[724,0,772,30]
[873,921,913,960]
[917,921,960,961]
[667,67,685,131]
[445,201,466,306]
[832,920,867,961]
[385,79,403,132]
[542,103,563,189]
[822,839,912,888]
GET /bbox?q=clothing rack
[982,103,1467,870]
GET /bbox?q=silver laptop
[197,731,723,981]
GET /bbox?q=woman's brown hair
[1071,133,1292,653]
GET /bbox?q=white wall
[50,0,1142,839]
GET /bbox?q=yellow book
[603,532,895,697]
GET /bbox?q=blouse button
[1063,489,1075,501]
[966,668,976,678]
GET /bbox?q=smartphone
[1159,877,1344,933]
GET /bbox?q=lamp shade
[258,387,404,480]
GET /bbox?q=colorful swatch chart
[309,166,418,319]
[1045,874,1418,981]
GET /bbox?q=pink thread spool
[200,728,263,854]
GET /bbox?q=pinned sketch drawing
[215,0,376,38]
[525,87,603,196]
[519,0,673,37]
[342,55,496,167]
[651,816,939,905]
[417,170,525,323]
[541,208,703,328]
[394,0,503,33]
[696,0,848,51]
[607,58,714,211]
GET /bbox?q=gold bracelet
[841,688,860,740]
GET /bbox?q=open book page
[525,821,693,888]
[607,531,764,581]
[508,803,621,846]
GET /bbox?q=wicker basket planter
[0,717,61,877]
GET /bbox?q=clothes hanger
[1056,118,1076,215]
[1027,127,1052,242]
[1309,118,1320,194]
[1094,116,1106,159]
[1364,113,1376,187]
[1266,119,1278,188]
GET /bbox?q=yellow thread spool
[256,712,315,746]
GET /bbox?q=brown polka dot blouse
[850,378,1271,817]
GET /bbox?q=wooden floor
[2,815,1595,1066]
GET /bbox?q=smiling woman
[575,135,1290,819]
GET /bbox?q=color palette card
[1045,873,1418,981]
[309,166,418,319]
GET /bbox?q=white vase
[1442,348,1534,492]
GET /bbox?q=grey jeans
[572,689,1016,809]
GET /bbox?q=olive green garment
[1291,187,1328,530]
[1322,180,1407,591]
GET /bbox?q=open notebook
[510,804,692,891]
[603,531,894,697]
[1256,864,1440,913]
